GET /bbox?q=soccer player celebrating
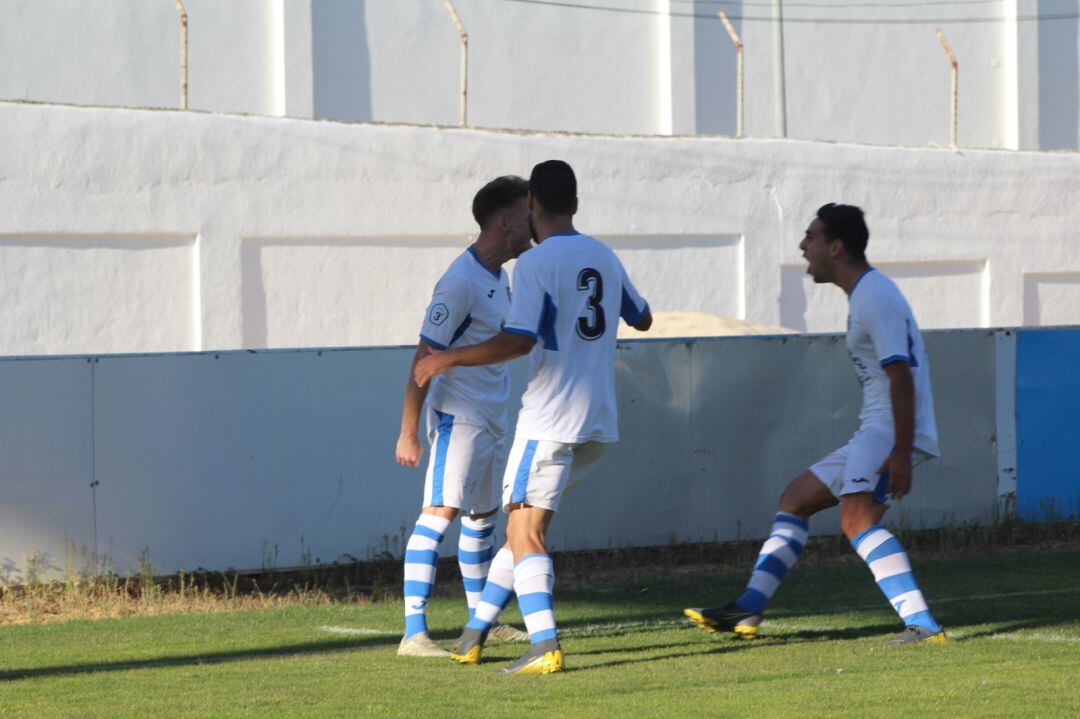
[685,204,946,646]
[414,160,653,674]
[395,176,533,657]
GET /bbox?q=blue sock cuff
[775,512,809,530]
[851,524,886,550]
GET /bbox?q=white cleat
[488,624,531,643]
[397,632,451,658]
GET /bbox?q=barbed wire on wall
[489,0,1080,24]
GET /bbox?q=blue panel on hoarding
[1016,330,1080,519]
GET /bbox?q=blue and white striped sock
[465,546,515,632]
[458,515,495,617]
[403,513,451,639]
[852,525,942,634]
[514,553,557,644]
[736,512,809,613]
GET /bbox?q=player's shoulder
[855,269,912,315]
[433,251,478,294]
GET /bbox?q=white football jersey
[846,269,939,456]
[419,247,512,436]
[504,231,649,444]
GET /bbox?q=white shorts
[809,426,933,504]
[422,408,504,515]
[501,436,607,512]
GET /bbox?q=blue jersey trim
[880,354,914,367]
[620,289,647,325]
[850,267,875,296]
[503,326,538,339]
[419,334,448,351]
[467,245,501,279]
[905,319,919,367]
[538,293,559,351]
[448,314,472,347]
[544,230,581,240]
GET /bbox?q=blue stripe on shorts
[511,440,539,504]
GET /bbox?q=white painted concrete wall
[0,1,1077,148]
[2,101,1079,357]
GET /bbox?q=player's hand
[878,450,913,500]
[396,433,423,468]
[414,350,449,387]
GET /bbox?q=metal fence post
[172,0,189,110]
[717,11,744,138]
[934,27,958,148]
[442,0,468,126]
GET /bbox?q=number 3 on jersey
[576,268,606,340]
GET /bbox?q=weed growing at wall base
[0,544,1077,717]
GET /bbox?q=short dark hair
[529,160,577,216]
[816,203,869,260]
[472,175,528,228]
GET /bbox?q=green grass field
[1,545,1078,718]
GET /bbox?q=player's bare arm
[414,331,535,387]
[879,360,916,499]
[396,340,438,467]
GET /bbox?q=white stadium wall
[0,1,1078,149]
[1,101,1080,357]
[0,330,1004,578]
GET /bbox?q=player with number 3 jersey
[414,160,652,674]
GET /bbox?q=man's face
[800,217,838,284]
[503,196,533,258]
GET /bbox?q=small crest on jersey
[429,303,449,326]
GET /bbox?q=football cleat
[496,639,564,675]
[684,602,763,638]
[397,632,450,658]
[885,625,948,647]
[450,627,487,665]
[488,623,531,643]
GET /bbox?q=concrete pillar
[273,0,315,118]
[657,1,696,135]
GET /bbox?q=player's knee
[838,501,880,541]
[777,486,814,517]
[423,505,459,521]
[506,524,546,558]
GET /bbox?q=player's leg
[456,435,529,643]
[400,505,457,656]
[451,435,539,665]
[841,443,945,645]
[456,429,500,620]
[498,441,604,675]
[458,509,496,617]
[399,410,466,657]
[685,470,834,637]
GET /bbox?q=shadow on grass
[570,636,765,671]
[0,634,398,682]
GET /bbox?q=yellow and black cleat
[450,644,483,665]
[497,640,564,675]
[885,626,948,647]
[684,602,762,638]
[450,627,487,665]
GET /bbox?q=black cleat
[684,601,763,638]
